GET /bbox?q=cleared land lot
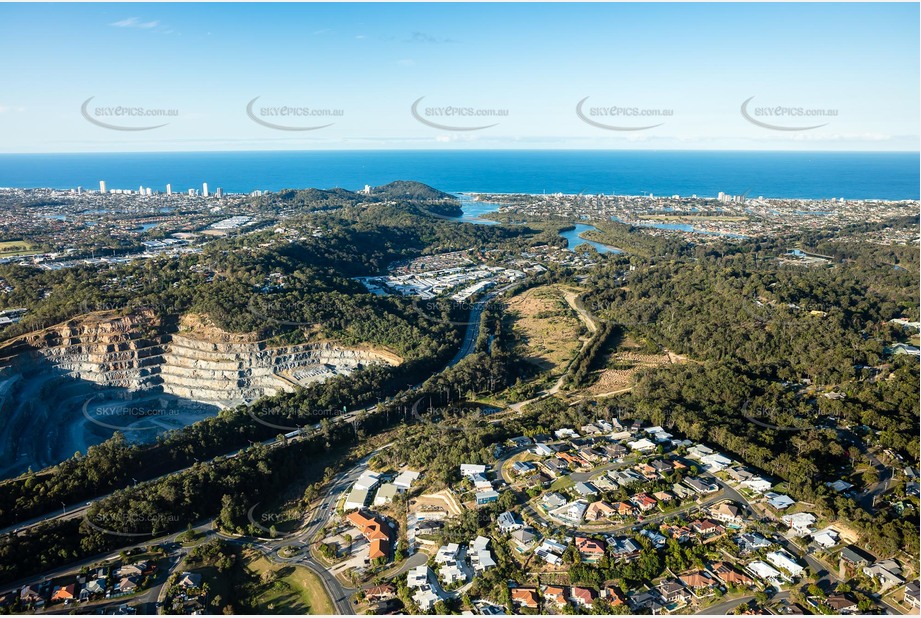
[505,285,584,378]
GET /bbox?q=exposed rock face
[0,310,399,406]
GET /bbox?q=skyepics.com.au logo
[740,96,837,131]
[576,97,673,131]
[246,502,301,539]
[84,509,183,538]
[81,97,178,131]
[81,395,211,433]
[411,96,507,131]
[246,404,348,433]
[246,96,343,131]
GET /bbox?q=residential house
[657,580,691,605]
[742,477,773,493]
[511,460,536,476]
[344,488,372,511]
[533,442,557,457]
[781,512,817,535]
[552,500,588,524]
[541,492,568,511]
[116,578,138,594]
[824,594,858,613]
[575,536,606,562]
[354,470,382,491]
[679,570,717,593]
[177,572,202,589]
[640,528,668,548]
[839,545,875,568]
[511,527,538,551]
[365,585,397,601]
[710,502,744,524]
[540,459,569,478]
[653,490,676,504]
[691,519,725,537]
[497,511,524,533]
[610,537,642,561]
[585,500,616,521]
[766,550,805,578]
[684,477,719,494]
[475,490,500,506]
[602,584,626,607]
[765,492,796,510]
[373,483,399,506]
[536,539,568,565]
[628,438,656,452]
[51,585,77,603]
[735,532,772,554]
[711,562,754,587]
[20,585,45,607]
[393,470,420,490]
[812,527,840,549]
[574,481,598,498]
[542,586,568,608]
[629,590,666,614]
[862,560,904,589]
[604,443,628,460]
[903,580,920,609]
[460,464,488,478]
[511,588,539,610]
[569,587,597,609]
[747,561,783,584]
[612,501,636,518]
[631,492,658,512]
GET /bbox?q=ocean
[0,150,917,200]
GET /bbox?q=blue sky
[0,2,918,152]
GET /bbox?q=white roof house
[407,565,431,588]
[393,470,421,490]
[766,550,804,578]
[497,511,523,532]
[701,453,733,471]
[354,470,382,492]
[743,477,773,493]
[460,464,488,477]
[628,438,656,452]
[552,500,588,524]
[435,543,461,564]
[748,561,783,583]
[812,528,840,549]
[782,512,817,533]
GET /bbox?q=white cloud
[110,17,161,29]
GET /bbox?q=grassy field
[243,552,335,615]
[505,285,584,377]
[0,239,40,257]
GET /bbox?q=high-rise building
[166,184,172,196]
[215,187,223,198]
[202,183,209,197]
[145,187,152,196]
[188,188,195,196]
[99,180,107,194]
